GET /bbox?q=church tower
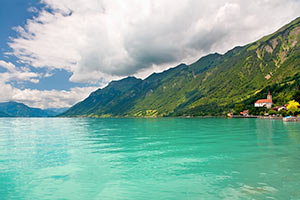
[267,91,272,102]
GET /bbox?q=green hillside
[61,17,300,117]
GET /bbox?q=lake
[0,118,300,199]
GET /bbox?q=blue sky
[0,0,38,65]
[0,0,94,91]
[0,0,300,109]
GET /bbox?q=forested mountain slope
[62,17,300,117]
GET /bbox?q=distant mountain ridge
[0,102,67,117]
[61,17,300,117]
[0,111,11,117]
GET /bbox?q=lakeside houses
[254,91,273,109]
[272,106,288,112]
[240,110,249,116]
[230,91,291,119]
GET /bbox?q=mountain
[0,111,11,117]
[61,17,300,117]
[62,76,143,117]
[0,102,55,117]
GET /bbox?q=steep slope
[62,17,300,117]
[62,54,224,117]
[179,17,300,115]
[242,73,300,107]
[63,77,143,116]
[0,102,54,117]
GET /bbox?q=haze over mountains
[60,17,300,117]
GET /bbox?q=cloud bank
[0,60,97,109]
[0,60,41,84]
[8,0,300,82]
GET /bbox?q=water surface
[0,118,300,199]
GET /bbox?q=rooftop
[255,99,273,103]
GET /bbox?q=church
[254,92,273,109]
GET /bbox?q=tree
[249,107,267,115]
[234,104,246,114]
[279,109,288,117]
[268,109,277,116]
[287,100,300,116]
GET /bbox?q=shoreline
[283,117,300,122]
[231,115,300,122]
[1,115,300,122]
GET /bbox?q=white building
[254,92,273,109]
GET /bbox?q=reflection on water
[0,118,300,199]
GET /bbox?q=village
[228,92,300,122]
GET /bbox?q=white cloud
[43,72,53,78]
[0,60,41,83]
[27,7,39,13]
[9,86,98,109]
[0,60,97,108]
[7,0,300,83]
[0,80,97,109]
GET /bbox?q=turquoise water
[0,118,300,200]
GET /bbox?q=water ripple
[0,118,300,199]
